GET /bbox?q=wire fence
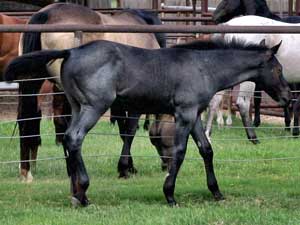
[1,153,300,165]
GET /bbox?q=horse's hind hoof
[292,129,300,137]
[214,192,225,201]
[253,120,260,127]
[128,167,138,174]
[71,196,81,207]
[250,139,260,145]
[167,200,179,208]
[71,196,89,207]
[118,171,130,179]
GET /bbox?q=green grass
[0,116,300,225]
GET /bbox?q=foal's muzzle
[278,90,292,107]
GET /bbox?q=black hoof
[213,192,225,201]
[118,166,138,178]
[253,120,260,127]
[292,129,300,137]
[250,138,260,145]
[167,200,178,207]
[128,166,138,174]
[118,170,129,179]
[71,195,89,207]
[285,127,291,132]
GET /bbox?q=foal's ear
[259,39,266,47]
[270,40,282,55]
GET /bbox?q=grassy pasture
[0,116,299,225]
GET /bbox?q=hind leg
[18,116,41,183]
[27,145,39,183]
[64,105,105,207]
[224,89,233,126]
[53,87,71,145]
[205,92,223,139]
[18,82,43,182]
[19,144,30,182]
[117,112,140,178]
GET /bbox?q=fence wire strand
[1,153,300,165]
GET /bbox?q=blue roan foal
[4,39,290,206]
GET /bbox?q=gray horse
[5,39,290,206]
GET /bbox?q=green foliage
[0,117,299,225]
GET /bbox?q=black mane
[172,38,268,52]
[213,0,281,24]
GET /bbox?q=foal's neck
[212,51,262,92]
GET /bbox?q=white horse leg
[236,82,259,144]
[223,89,233,126]
[26,171,33,183]
[216,97,224,128]
[216,110,224,128]
[205,91,224,138]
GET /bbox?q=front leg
[253,88,262,127]
[237,82,259,144]
[163,108,196,206]
[292,95,300,136]
[283,106,292,132]
[191,117,223,201]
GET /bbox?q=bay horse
[0,14,26,78]
[5,38,290,206]
[17,3,164,182]
[0,14,56,182]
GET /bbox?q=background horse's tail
[126,9,166,48]
[4,50,70,81]
[22,11,48,54]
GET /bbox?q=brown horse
[18,3,162,182]
[0,14,58,182]
[149,114,174,172]
[0,14,26,79]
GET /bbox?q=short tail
[4,49,70,82]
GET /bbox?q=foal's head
[255,41,291,107]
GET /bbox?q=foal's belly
[114,96,174,114]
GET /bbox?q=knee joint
[63,132,82,152]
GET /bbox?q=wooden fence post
[74,31,83,47]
